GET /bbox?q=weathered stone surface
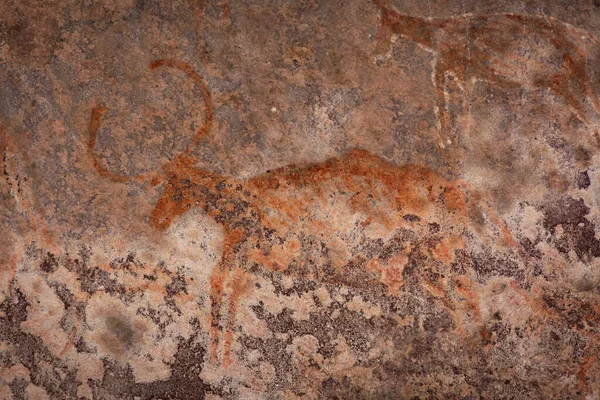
[2,0,600,398]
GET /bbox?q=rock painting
[2,0,600,397]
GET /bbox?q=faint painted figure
[373,0,600,145]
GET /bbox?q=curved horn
[88,59,213,183]
[149,59,213,155]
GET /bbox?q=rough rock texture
[2,0,600,398]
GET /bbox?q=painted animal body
[89,59,514,366]
[151,148,515,365]
[373,0,600,144]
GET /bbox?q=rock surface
[2,0,600,398]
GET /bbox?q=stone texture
[1,0,600,398]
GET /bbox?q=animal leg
[222,267,250,366]
[208,257,231,364]
[434,63,449,147]
[561,52,600,130]
[208,228,245,365]
[375,17,393,56]
[551,76,590,127]
[460,77,475,139]
[579,69,600,132]
[586,85,600,126]
[452,179,517,249]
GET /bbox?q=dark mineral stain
[403,214,421,222]
[0,288,78,398]
[67,259,126,295]
[577,170,591,189]
[94,336,218,399]
[39,252,58,273]
[319,376,365,400]
[423,309,455,333]
[470,249,524,282]
[540,196,600,259]
[135,0,147,11]
[542,290,600,331]
[166,272,188,296]
[106,316,135,347]
[9,378,28,400]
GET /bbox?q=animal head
[149,157,229,230]
[372,0,441,50]
[87,58,214,230]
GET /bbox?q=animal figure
[89,59,516,366]
[373,0,600,145]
